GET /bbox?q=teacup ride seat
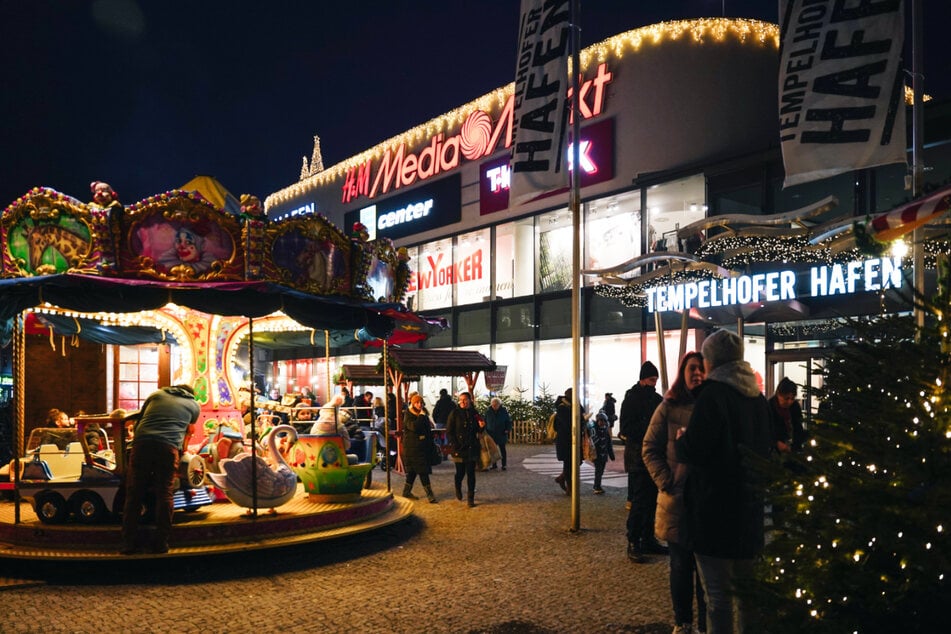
[272,424,378,503]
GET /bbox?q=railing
[509,420,548,445]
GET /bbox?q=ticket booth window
[115,345,167,411]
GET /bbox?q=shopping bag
[582,429,597,464]
[484,434,502,464]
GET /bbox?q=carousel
[0,179,441,560]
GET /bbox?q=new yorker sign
[340,62,613,204]
[646,257,903,313]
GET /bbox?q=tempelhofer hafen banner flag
[779,0,906,188]
[510,0,571,206]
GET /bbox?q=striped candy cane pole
[869,185,951,242]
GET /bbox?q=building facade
[265,18,951,415]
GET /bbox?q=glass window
[420,311,453,349]
[536,338,575,403]
[495,218,535,299]
[587,292,642,336]
[454,228,491,306]
[456,306,491,347]
[539,295,572,340]
[646,174,707,254]
[491,341,535,400]
[496,300,535,343]
[536,207,573,293]
[414,237,453,310]
[587,333,640,407]
[584,191,641,285]
[116,345,161,411]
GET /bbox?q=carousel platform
[0,484,413,561]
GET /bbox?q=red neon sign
[342,62,613,204]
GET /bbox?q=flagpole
[569,0,582,532]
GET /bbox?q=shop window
[584,191,641,285]
[414,238,453,310]
[646,175,707,254]
[454,228,491,306]
[536,338,574,398]
[420,311,453,349]
[495,218,535,299]
[496,300,535,343]
[772,171,855,219]
[491,340,535,399]
[587,292,642,336]
[116,345,161,411]
[539,295,572,340]
[456,306,491,347]
[536,208,572,293]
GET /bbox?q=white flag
[779,0,906,188]
[510,0,571,206]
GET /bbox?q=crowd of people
[88,330,794,632]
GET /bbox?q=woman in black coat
[401,392,437,503]
[446,392,484,507]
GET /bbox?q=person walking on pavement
[483,397,512,470]
[121,384,200,554]
[601,392,618,432]
[643,351,708,633]
[620,360,665,562]
[446,392,484,507]
[400,392,438,503]
[552,387,578,495]
[676,330,773,634]
[432,388,454,428]
[590,410,615,494]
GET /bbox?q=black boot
[402,483,418,500]
[423,485,437,504]
[627,541,646,563]
[467,494,476,508]
[454,483,463,501]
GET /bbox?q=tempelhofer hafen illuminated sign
[341,62,613,204]
[646,257,903,313]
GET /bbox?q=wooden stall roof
[387,349,496,376]
[339,364,419,385]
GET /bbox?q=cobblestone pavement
[0,444,678,634]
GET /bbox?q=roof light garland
[594,267,720,307]
[265,18,778,211]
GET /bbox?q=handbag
[428,437,443,466]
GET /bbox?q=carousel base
[0,484,413,561]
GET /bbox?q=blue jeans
[669,541,707,628]
[694,554,754,634]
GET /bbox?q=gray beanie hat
[701,330,743,369]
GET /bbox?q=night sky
[2,1,948,210]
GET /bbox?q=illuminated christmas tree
[749,267,950,633]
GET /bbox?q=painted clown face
[174,228,202,263]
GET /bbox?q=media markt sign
[646,257,903,313]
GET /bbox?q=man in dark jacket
[121,385,200,555]
[620,361,664,562]
[675,330,772,634]
[432,388,454,428]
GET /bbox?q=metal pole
[655,310,668,393]
[569,0,582,531]
[679,309,689,362]
[248,317,257,517]
[912,0,925,331]
[12,313,24,524]
[325,329,331,402]
[383,341,391,492]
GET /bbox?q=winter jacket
[642,395,695,545]
[432,394,455,428]
[619,383,662,472]
[401,407,433,475]
[133,386,200,450]
[675,360,772,559]
[768,396,806,452]
[483,405,512,446]
[553,396,573,462]
[446,405,481,463]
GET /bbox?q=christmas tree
[748,269,950,632]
